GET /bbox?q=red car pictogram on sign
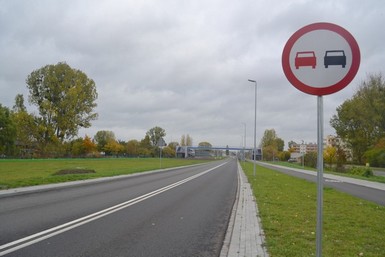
[295,51,316,69]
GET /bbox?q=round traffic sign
[282,22,360,95]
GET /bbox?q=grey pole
[248,79,257,177]
[316,96,324,257]
[242,122,246,162]
[159,146,162,169]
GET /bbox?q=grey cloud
[1,0,384,148]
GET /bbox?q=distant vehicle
[295,51,316,69]
[324,50,346,68]
[175,146,195,158]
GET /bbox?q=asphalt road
[258,162,385,206]
[0,159,238,257]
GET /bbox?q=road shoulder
[258,161,385,191]
[220,161,269,257]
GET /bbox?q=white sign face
[291,30,351,87]
[282,22,360,95]
[157,138,166,147]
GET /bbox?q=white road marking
[0,162,227,256]
[325,179,343,183]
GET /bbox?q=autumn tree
[12,94,38,156]
[335,146,347,171]
[83,135,97,156]
[94,130,115,152]
[104,139,124,156]
[139,135,153,157]
[198,141,212,147]
[146,126,166,146]
[162,146,176,158]
[180,134,193,146]
[279,151,291,161]
[13,94,26,112]
[69,138,85,157]
[0,104,16,155]
[324,145,337,169]
[364,137,385,167]
[126,139,140,156]
[168,141,179,150]
[260,129,277,147]
[331,74,385,163]
[140,135,152,148]
[260,129,284,161]
[275,138,284,152]
[26,62,98,143]
[305,151,318,168]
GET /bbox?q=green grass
[0,158,212,189]
[270,161,385,184]
[242,162,385,257]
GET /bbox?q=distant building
[288,136,352,162]
[290,142,317,154]
[324,135,352,161]
[289,142,316,163]
[249,148,262,160]
[325,135,343,147]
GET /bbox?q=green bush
[304,152,317,168]
[334,165,347,173]
[348,166,373,177]
[364,148,385,167]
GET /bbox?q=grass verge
[270,161,385,184]
[241,162,385,257]
[0,158,212,189]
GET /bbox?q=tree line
[331,73,385,166]
[0,62,197,158]
[259,73,385,168]
[1,62,98,157]
[1,97,193,158]
[1,60,384,164]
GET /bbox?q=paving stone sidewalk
[220,162,269,257]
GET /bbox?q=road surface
[0,159,238,257]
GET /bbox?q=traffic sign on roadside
[157,138,167,147]
[282,22,360,257]
[282,22,360,95]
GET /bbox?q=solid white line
[0,162,227,256]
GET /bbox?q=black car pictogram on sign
[324,50,346,68]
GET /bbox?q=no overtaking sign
[282,22,360,257]
[282,22,360,95]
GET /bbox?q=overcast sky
[1,0,384,149]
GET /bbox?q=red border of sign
[282,22,360,96]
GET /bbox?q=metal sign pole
[157,138,166,169]
[316,96,324,257]
[160,146,162,169]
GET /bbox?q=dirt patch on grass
[54,169,96,175]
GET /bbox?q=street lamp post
[242,122,246,162]
[248,79,257,177]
